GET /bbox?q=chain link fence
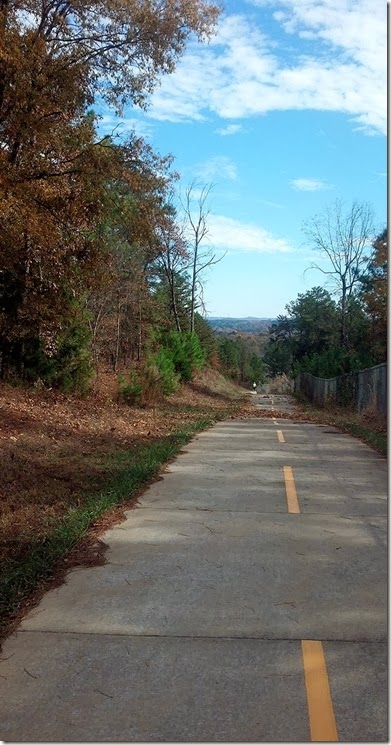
[294,363,387,417]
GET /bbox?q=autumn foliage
[0,0,220,386]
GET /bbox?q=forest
[0,1,387,403]
[0,0,228,400]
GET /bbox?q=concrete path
[0,404,387,742]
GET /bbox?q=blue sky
[100,0,386,318]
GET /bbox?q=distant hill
[207,317,275,335]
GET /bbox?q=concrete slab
[294,467,387,516]
[169,421,386,473]
[1,416,387,742]
[140,466,288,512]
[0,634,310,742]
[253,394,296,414]
[19,510,387,641]
[141,419,386,519]
[324,641,388,742]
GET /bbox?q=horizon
[207,315,276,320]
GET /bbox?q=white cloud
[146,1,386,136]
[196,156,238,182]
[208,215,294,253]
[215,124,243,136]
[290,177,333,191]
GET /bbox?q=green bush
[119,332,205,408]
[154,348,180,395]
[22,306,93,393]
[118,371,143,405]
[163,331,205,382]
[119,354,180,408]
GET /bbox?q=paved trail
[1,396,387,741]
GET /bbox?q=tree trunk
[114,295,121,372]
[190,247,198,333]
[340,278,347,346]
[170,271,182,333]
[137,297,142,361]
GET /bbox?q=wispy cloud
[258,198,284,209]
[290,178,333,191]
[208,215,294,253]
[146,1,385,136]
[196,156,238,182]
[215,123,243,136]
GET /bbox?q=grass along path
[0,368,246,642]
[0,419,219,639]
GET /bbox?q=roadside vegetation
[0,367,247,639]
[0,1,386,643]
[263,220,387,380]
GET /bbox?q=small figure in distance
[252,381,257,392]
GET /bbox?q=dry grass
[0,367,247,567]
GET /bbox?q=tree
[0,0,220,382]
[360,228,387,363]
[285,287,338,360]
[264,285,376,379]
[217,335,265,384]
[0,111,113,377]
[1,1,220,135]
[303,199,375,346]
[153,210,189,333]
[194,312,218,365]
[86,137,177,370]
[218,337,240,379]
[181,181,224,333]
[263,341,292,377]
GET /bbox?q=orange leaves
[0,0,221,380]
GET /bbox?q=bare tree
[181,181,225,333]
[303,199,375,345]
[154,212,190,333]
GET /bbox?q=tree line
[263,210,387,380]
[1,4,385,398]
[0,0,224,395]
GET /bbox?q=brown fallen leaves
[0,367,246,566]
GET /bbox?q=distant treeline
[207,318,275,334]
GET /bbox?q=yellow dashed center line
[277,430,285,443]
[301,640,338,742]
[283,466,300,513]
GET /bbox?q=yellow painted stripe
[302,640,338,742]
[277,430,285,443]
[283,466,300,513]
